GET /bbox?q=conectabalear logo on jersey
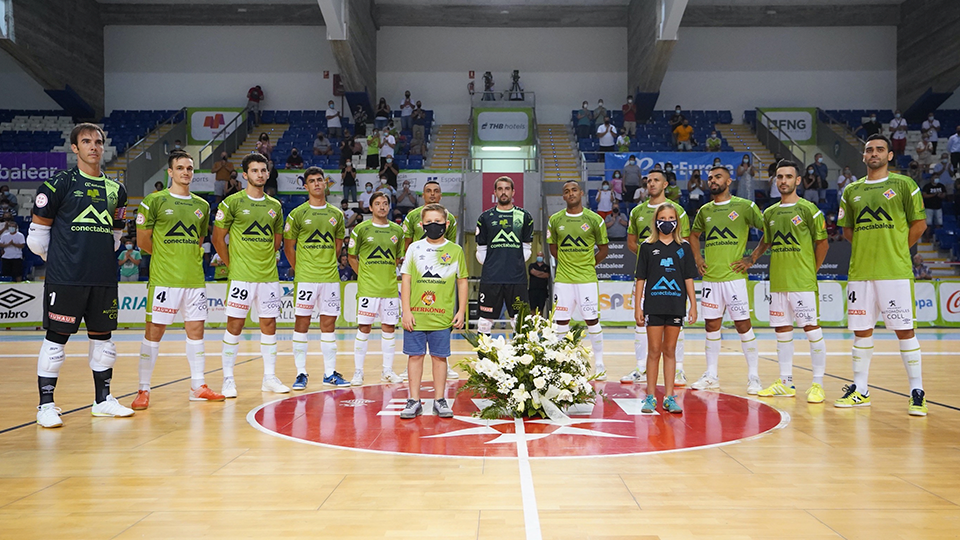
[304,229,334,245]
[491,228,521,246]
[705,226,738,245]
[242,221,273,242]
[855,206,894,230]
[0,288,36,320]
[560,235,588,248]
[366,245,394,260]
[166,221,198,237]
[770,230,798,246]
[71,205,113,234]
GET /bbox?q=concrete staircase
[829,123,862,147]
[426,125,469,169]
[103,124,175,181]
[917,241,957,278]
[538,124,580,183]
[237,123,289,159]
[715,123,775,170]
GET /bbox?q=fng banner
[757,108,817,145]
[472,108,534,146]
[187,108,245,145]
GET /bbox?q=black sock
[38,376,58,405]
[92,369,113,404]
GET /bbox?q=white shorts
[357,296,400,326]
[294,282,341,317]
[225,281,282,319]
[846,279,914,331]
[553,282,600,321]
[769,291,818,328]
[700,280,750,321]
[147,286,207,325]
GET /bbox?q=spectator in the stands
[954,176,960,221]
[662,162,677,186]
[326,100,342,139]
[339,252,357,282]
[285,148,304,170]
[1,219,25,282]
[810,153,829,189]
[375,98,392,130]
[212,152,235,206]
[380,156,399,187]
[889,110,908,156]
[837,166,856,199]
[339,130,358,169]
[341,159,358,203]
[412,101,427,141]
[172,140,183,151]
[622,155,642,197]
[604,205,628,240]
[0,197,16,218]
[359,182,375,213]
[802,166,820,203]
[255,133,272,159]
[825,212,842,242]
[922,112,941,153]
[313,131,333,156]
[379,127,396,162]
[616,132,630,152]
[528,253,551,314]
[916,135,936,167]
[117,239,141,282]
[377,176,397,213]
[593,100,607,132]
[668,105,685,144]
[907,160,923,184]
[576,101,592,140]
[610,170,624,201]
[153,181,164,192]
[859,113,882,138]
[399,91,415,132]
[768,153,782,179]
[687,170,705,215]
[933,153,955,185]
[622,96,636,136]
[948,125,960,171]
[366,131,380,170]
[246,85,263,124]
[395,180,418,219]
[913,254,932,280]
[736,154,758,201]
[265,160,279,197]
[595,180,615,218]
[706,130,722,152]
[409,131,427,157]
[353,105,368,137]
[664,166,681,203]
[596,116,617,152]
[922,172,947,241]
[632,177,648,204]
[341,200,361,232]
[226,171,242,197]
[674,119,694,151]
[0,186,17,208]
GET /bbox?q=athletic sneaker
[433,398,454,418]
[746,376,763,395]
[834,384,870,408]
[131,390,150,410]
[381,370,403,383]
[620,369,646,384]
[91,395,135,417]
[400,369,409,381]
[663,395,683,414]
[262,376,291,394]
[400,399,423,419]
[641,394,657,413]
[190,385,225,402]
[757,378,796,398]
[323,371,351,387]
[909,389,928,416]
[806,383,825,404]
[36,403,63,428]
[221,377,238,399]
[674,369,687,387]
[595,364,607,381]
[447,367,459,379]
[292,373,308,391]
[690,372,720,391]
[351,369,364,386]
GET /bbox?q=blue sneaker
[641,394,657,413]
[323,371,350,387]
[292,373,308,390]
[663,395,683,414]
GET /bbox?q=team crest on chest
[329,217,338,226]
[728,211,739,221]
[791,215,803,226]
[194,208,204,219]
[883,189,896,200]
[268,209,277,218]
[580,223,590,232]
[441,252,451,263]
[390,235,398,244]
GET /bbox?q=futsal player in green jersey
[547,181,609,379]
[131,150,224,410]
[283,167,347,389]
[622,170,691,387]
[213,152,286,397]
[836,134,928,415]
[348,192,405,384]
[399,203,468,419]
[741,160,830,403]
[689,166,765,394]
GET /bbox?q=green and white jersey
[400,239,468,330]
[546,209,608,284]
[348,220,404,298]
[762,199,827,293]
[137,190,209,288]
[402,205,458,243]
[692,196,763,283]
[214,191,284,283]
[627,200,691,240]
[283,202,344,283]
[838,173,925,281]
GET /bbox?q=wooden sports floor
[1,327,958,540]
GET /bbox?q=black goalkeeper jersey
[33,168,127,286]
[636,240,696,316]
[476,206,535,284]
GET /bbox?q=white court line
[1,351,955,359]
[514,418,543,540]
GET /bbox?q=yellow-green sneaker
[806,383,825,404]
[757,378,796,398]
[908,389,927,417]
[834,384,870,408]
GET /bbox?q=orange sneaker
[131,390,150,410]
[190,384,226,402]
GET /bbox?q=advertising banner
[595,240,634,280]
[472,108,534,146]
[0,282,44,327]
[757,107,818,145]
[603,152,747,182]
[0,152,67,182]
[183,170,463,196]
[187,108,245,146]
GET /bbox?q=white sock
[676,328,685,371]
[554,322,570,336]
[587,324,603,368]
[740,329,759,378]
[705,330,721,378]
[775,331,794,385]
[293,331,309,375]
[852,336,874,395]
[260,332,277,377]
[185,338,206,389]
[321,332,337,376]
[354,330,370,371]
[634,326,647,371]
[382,332,396,372]
[899,336,923,391]
[806,328,826,385]
[139,339,160,391]
[221,330,240,379]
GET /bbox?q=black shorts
[43,283,118,334]
[645,313,684,327]
[1,258,22,279]
[478,282,529,318]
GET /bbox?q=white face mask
[125,244,133,250]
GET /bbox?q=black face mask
[423,222,446,240]
[656,220,677,235]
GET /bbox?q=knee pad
[477,318,493,334]
[37,341,66,378]
[89,340,117,372]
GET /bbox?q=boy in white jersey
[131,151,225,409]
[835,134,928,415]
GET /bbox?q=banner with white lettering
[183,170,462,196]
[757,108,818,145]
[0,152,67,182]
[603,152,745,182]
[472,108,534,146]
